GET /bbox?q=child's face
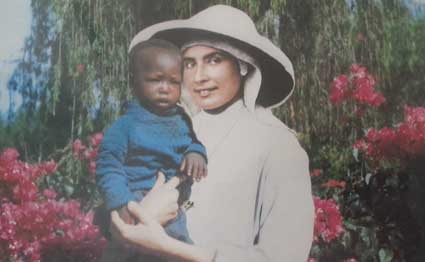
[133,48,182,114]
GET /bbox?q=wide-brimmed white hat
[129,5,295,109]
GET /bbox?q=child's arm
[180,108,208,181]
[96,118,137,211]
[180,152,207,182]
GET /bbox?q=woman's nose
[194,64,208,83]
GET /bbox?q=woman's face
[182,45,242,112]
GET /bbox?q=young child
[96,39,207,261]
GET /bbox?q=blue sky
[0,0,31,114]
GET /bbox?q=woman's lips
[195,87,218,97]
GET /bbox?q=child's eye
[170,80,181,86]
[146,78,160,82]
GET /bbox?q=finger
[111,210,130,235]
[193,162,200,181]
[127,201,150,225]
[180,158,186,172]
[203,166,208,178]
[165,176,181,189]
[128,201,158,226]
[170,210,178,220]
[187,159,193,177]
[151,172,166,191]
[198,163,204,179]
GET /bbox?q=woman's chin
[195,99,221,111]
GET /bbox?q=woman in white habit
[111,5,314,262]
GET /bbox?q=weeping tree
[5,0,423,160]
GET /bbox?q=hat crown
[189,5,259,38]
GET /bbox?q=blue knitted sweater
[96,100,207,210]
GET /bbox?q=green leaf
[64,184,74,196]
[378,248,394,262]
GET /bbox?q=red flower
[0,148,106,261]
[72,139,86,159]
[329,75,350,105]
[356,32,366,42]
[89,133,103,148]
[310,169,322,177]
[329,64,386,108]
[76,63,85,74]
[322,179,346,189]
[313,197,344,243]
[83,149,98,162]
[40,160,57,174]
[1,148,20,163]
[352,74,385,107]
[89,161,96,177]
[350,64,367,77]
[354,107,425,164]
[42,189,57,199]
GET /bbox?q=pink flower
[308,258,317,262]
[356,32,366,42]
[1,148,20,163]
[89,133,103,148]
[329,64,386,108]
[76,63,85,74]
[41,160,57,174]
[352,74,385,107]
[89,161,96,177]
[313,197,344,243]
[0,148,106,261]
[322,180,346,189]
[350,64,367,77]
[12,180,38,202]
[72,139,86,159]
[310,169,322,177]
[83,149,98,161]
[42,189,57,199]
[342,259,358,262]
[329,75,350,105]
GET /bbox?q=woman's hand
[116,205,136,225]
[110,201,169,255]
[111,202,216,262]
[138,171,181,225]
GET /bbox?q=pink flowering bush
[308,64,424,261]
[39,132,104,210]
[72,132,103,178]
[330,64,385,108]
[0,148,106,261]
[354,106,425,166]
[313,197,344,243]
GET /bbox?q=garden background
[0,0,424,261]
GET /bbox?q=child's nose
[158,81,171,93]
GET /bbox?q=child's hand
[116,205,136,225]
[180,152,207,182]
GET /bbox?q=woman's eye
[208,55,222,64]
[184,61,195,69]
